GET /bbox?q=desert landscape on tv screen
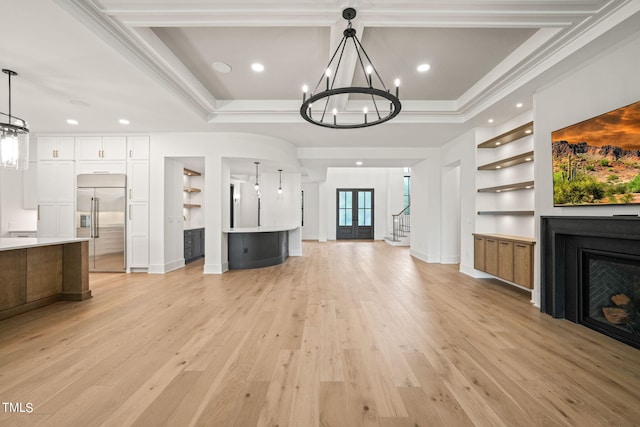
[552,100,640,206]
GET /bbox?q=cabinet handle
[487,239,495,243]
[37,205,40,220]
[500,242,510,245]
[129,188,132,199]
[516,244,526,248]
[129,205,132,220]
[129,149,133,158]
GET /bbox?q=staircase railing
[392,205,410,242]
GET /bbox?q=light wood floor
[1,241,639,427]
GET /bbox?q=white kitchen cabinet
[128,202,149,269]
[37,161,75,204]
[127,136,149,160]
[23,161,37,209]
[37,136,74,161]
[37,203,74,238]
[128,161,149,202]
[76,136,126,161]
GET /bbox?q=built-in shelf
[478,151,534,171]
[477,210,535,216]
[478,181,534,193]
[183,168,201,177]
[183,186,201,193]
[478,121,533,148]
[183,203,201,209]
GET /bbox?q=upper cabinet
[37,136,74,161]
[127,136,150,160]
[76,136,127,161]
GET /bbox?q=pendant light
[1,69,29,170]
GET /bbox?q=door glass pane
[365,191,371,208]
[345,213,352,226]
[339,192,346,209]
[364,209,371,226]
[346,191,352,208]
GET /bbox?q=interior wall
[323,167,392,240]
[301,182,319,240]
[440,162,461,264]
[0,168,38,236]
[533,28,640,306]
[163,157,185,272]
[148,132,300,274]
[409,151,442,263]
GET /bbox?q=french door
[336,189,374,240]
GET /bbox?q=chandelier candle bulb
[302,84,308,102]
[363,107,368,124]
[332,108,337,125]
[367,65,373,87]
[325,69,331,91]
[395,78,400,98]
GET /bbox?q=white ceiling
[2,0,640,173]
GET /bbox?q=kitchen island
[0,238,91,321]
[224,225,300,270]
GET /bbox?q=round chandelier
[1,69,29,170]
[299,8,401,129]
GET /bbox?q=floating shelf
[183,168,201,177]
[183,186,201,193]
[478,181,534,193]
[183,204,201,209]
[477,211,534,216]
[478,151,534,171]
[478,121,534,148]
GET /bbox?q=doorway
[336,189,374,239]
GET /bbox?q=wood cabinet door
[485,239,498,276]
[514,243,533,288]
[497,241,514,282]
[474,236,485,271]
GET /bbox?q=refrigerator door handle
[90,197,95,238]
[95,197,100,238]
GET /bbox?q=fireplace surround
[541,216,640,349]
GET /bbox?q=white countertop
[0,238,89,252]
[223,225,299,233]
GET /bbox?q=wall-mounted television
[552,100,640,206]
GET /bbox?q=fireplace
[541,216,640,349]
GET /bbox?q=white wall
[0,168,38,236]
[148,132,300,274]
[533,28,640,306]
[440,162,461,264]
[322,167,394,240]
[301,182,319,240]
[163,158,185,272]
[409,150,442,262]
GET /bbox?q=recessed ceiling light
[417,63,431,72]
[525,157,532,161]
[516,102,523,108]
[212,62,232,73]
[119,119,130,125]
[66,119,79,125]
[356,161,363,166]
[526,186,532,189]
[488,118,494,124]
[251,63,264,72]
[495,142,501,146]
[496,166,502,169]
[525,129,532,134]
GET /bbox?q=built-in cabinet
[126,137,150,270]
[474,120,535,290]
[36,135,151,271]
[184,228,204,264]
[37,137,75,238]
[473,233,534,289]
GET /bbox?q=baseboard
[148,264,166,274]
[409,249,440,263]
[441,255,460,264]
[302,235,319,240]
[165,259,185,273]
[289,248,302,256]
[204,263,226,274]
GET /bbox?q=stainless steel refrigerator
[76,174,126,272]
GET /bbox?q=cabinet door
[485,238,498,276]
[76,137,103,161]
[57,162,76,203]
[37,162,59,203]
[128,161,149,202]
[37,204,58,237]
[473,236,485,271]
[37,137,59,161]
[129,203,149,268]
[56,137,75,160]
[23,162,38,209]
[514,243,533,289]
[103,137,127,160]
[193,229,202,258]
[497,241,514,282]
[57,204,75,238]
[127,136,149,160]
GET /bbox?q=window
[358,190,372,226]
[403,175,410,214]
